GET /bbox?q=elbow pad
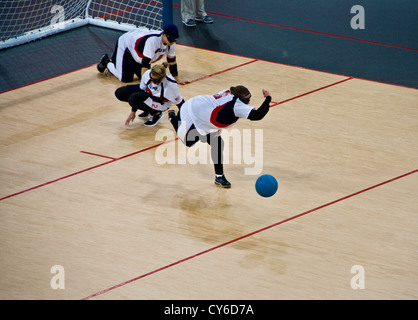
[169,63,178,77]
[167,56,176,63]
[141,57,151,69]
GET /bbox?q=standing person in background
[181,0,214,27]
[97,24,185,84]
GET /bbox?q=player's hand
[262,89,270,98]
[125,111,136,126]
[214,129,222,138]
[175,77,188,85]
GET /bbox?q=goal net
[0,0,165,50]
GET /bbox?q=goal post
[0,0,173,50]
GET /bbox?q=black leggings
[115,85,160,115]
[170,113,224,175]
[112,43,142,83]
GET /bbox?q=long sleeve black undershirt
[247,96,271,121]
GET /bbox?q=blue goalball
[255,174,278,197]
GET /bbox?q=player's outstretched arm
[247,89,271,121]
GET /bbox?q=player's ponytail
[151,62,169,79]
[230,85,250,99]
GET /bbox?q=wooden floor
[0,45,417,300]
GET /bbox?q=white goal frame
[0,0,172,50]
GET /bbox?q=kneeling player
[116,62,185,127]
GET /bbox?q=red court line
[182,7,417,52]
[270,77,353,107]
[82,168,418,299]
[0,141,168,202]
[117,137,177,160]
[0,159,115,202]
[185,59,258,84]
[80,151,116,160]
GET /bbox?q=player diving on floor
[168,85,271,188]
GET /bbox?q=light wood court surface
[0,45,417,300]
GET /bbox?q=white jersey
[121,30,176,64]
[140,69,183,111]
[182,89,255,135]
